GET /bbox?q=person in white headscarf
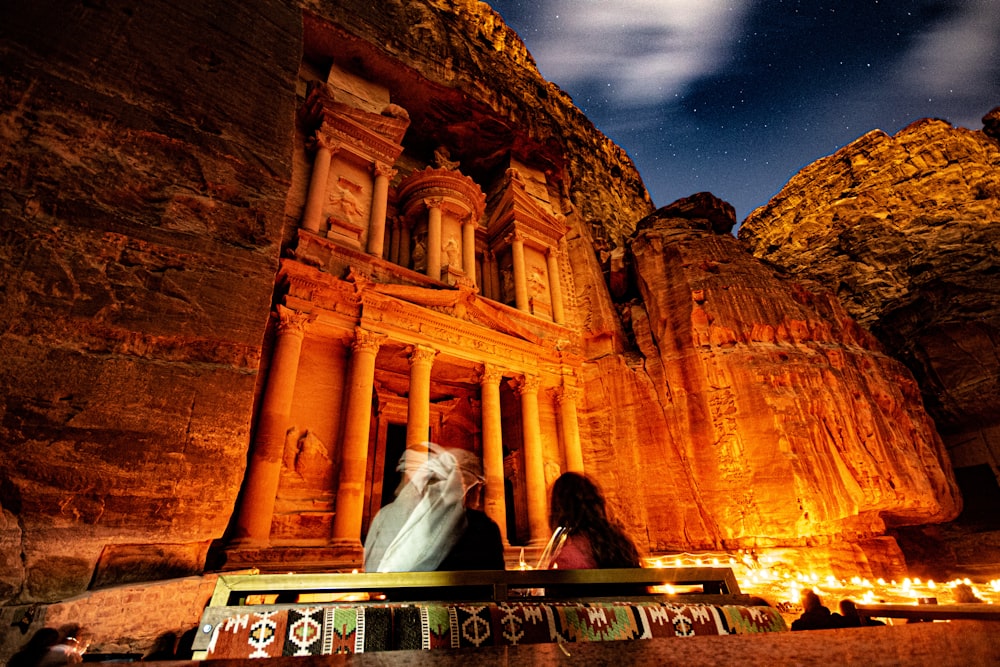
[363,443,504,572]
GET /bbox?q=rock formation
[740,113,1000,498]
[587,194,959,559]
[0,0,968,648]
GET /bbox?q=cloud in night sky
[526,0,753,107]
[484,0,1000,226]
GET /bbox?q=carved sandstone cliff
[0,0,649,603]
[583,195,960,558]
[739,113,1000,471]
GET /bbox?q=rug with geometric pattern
[206,602,788,658]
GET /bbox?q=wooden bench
[205,566,742,607]
[191,567,789,659]
[856,603,1000,623]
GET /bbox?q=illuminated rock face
[597,196,961,553]
[740,116,1000,486]
[0,0,965,607]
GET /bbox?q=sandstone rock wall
[582,199,960,554]
[739,115,1000,471]
[0,0,301,602]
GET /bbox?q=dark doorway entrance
[381,423,407,508]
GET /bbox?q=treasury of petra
[2,0,1000,657]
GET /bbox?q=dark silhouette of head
[548,472,639,568]
[802,590,823,612]
[839,598,859,617]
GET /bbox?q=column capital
[409,344,438,367]
[374,161,397,179]
[546,245,560,259]
[479,364,505,386]
[275,304,314,338]
[423,197,445,209]
[509,373,541,396]
[309,130,340,154]
[555,384,582,406]
[352,327,387,355]
[505,230,526,245]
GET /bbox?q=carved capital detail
[352,327,386,355]
[556,385,582,406]
[505,230,526,246]
[275,304,313,338]
[479,363,504,386]
[509,374,541,396]
[310,129,340,154]
[409,344,438,367]
[423,197,445,210]
[374,161,397,179]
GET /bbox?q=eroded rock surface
[585,195,960,554]
[0,0,301,601]
[739,113,1000,463]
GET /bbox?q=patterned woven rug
[206,602,787,658]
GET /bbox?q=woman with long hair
[546,472,640,569]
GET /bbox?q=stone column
[556,385,584,474]
[507,231,529,312]
[231,306,310,545]
[479,364,508,544]
[462,217,477,286]
[367,162,395,257]
[389,217,401,265]
[301,132,336,234]
[426,198,443,280]
[399,222,411,270]
[404,344,437,478]
[512,374,548,545]
[331,328,386,545]
[487,249,501,301]
[546,247,566,324]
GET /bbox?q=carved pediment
[348,269,541,345]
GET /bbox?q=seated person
[540,472,643,597]
[791,590,842,630]
[543,472,640,570]
[363,443,504,573]
[838,598,884,627]
[436,449,505,571]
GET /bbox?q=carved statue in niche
[329,182,363,222]
[528,266,546,296]
[293,430,333,481]
[500,267,514,302]
[444,236,460,268]
[433,146,460,170]
[412,237,427,272]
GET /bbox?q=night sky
[482,0,1000,227]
